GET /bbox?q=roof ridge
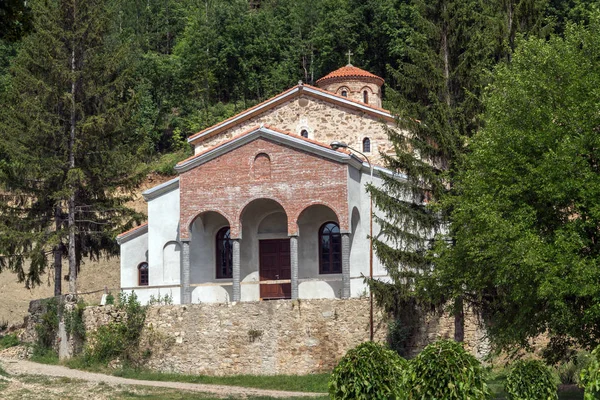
[178,125,351,169]
[117,222,148,239]
[187,84,393,144]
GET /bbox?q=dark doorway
[259,239,291,300]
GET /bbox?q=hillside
[0,173,173,327]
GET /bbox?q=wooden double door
[259,239,291,300]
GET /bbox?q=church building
[117,65,404,304]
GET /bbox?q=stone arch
[337,86,350,97]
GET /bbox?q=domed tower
[316,64,384,108]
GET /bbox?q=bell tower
[316,64,384,108]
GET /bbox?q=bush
[406,339,490,400]
[580,346,600,399]
[505,360,558,400]
[329,341,408,400]
[555,350,592,385]
[34,297,59,357]
[83,292,147,366]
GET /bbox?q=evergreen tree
[444,14,600,352]
[369,0,530,343]
[0,0,145,294]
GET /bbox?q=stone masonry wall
[194,94,397,165]
[82,298,487,376]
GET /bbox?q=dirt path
[0,357,325,399]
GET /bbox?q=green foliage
[0,333,19,349]
[505,360,558,400]
[34,298,59,354]
[105,293,115,305]
[580,346,600,399]
[0,0,146,291]
[405,340,490,400]
[83,292,147,366]
[147,293,173,306]
[64,300,87,343]
[442,13,600,351]
[329,341,407,400]
[555,351,592,385]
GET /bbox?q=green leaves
[580,346,600,399]
[329,341,408,400]
[405,340,491,400]
[446,12,600,352]
[505,360,558,400]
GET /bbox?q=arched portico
[296,204,350,299]
[239,198,291,301]
[179,211,234,304]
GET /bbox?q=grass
[0,333,19,349]
[148,149,191,176]
[114,368,330,393]
[29,347,59,365]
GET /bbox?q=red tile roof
[316,64,384,86]
[177,125,351,169]
[117,222,148,239]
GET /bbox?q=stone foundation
[22,297,486,375]
[81,298,486,375]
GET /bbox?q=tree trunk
[454,296,465,342]
[68,3,78,294]
[441,9,451,107]
[53,206,62,296]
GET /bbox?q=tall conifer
[0,0,144,294]
[369,0,508,342]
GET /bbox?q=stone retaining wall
[81,298,486,376]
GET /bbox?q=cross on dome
[346,50,353,66]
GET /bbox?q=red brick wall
[179,138,349,239]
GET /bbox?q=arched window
[216,227,233,278]
[319,222,342,274]
[138,262,149,286]
[363,90,369,104]
[300,129,309,138]
[341,90,348,97]
[363,137,371,153]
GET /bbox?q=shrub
[83,292,147,366]
[555,350,592,385]
[580,345,600,399]
[34,297,59,356]
[505,360,558,400]
[329,341,408,400]
[406,339,490,400]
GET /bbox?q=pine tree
[370,0,575,345]
[369,0,510,343]
[0,0,145,294]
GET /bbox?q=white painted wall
[297,204,342,299]
[147,187,181,286]
[120,231,149,288]
[346,165,388,297]
[121,287,181,305]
